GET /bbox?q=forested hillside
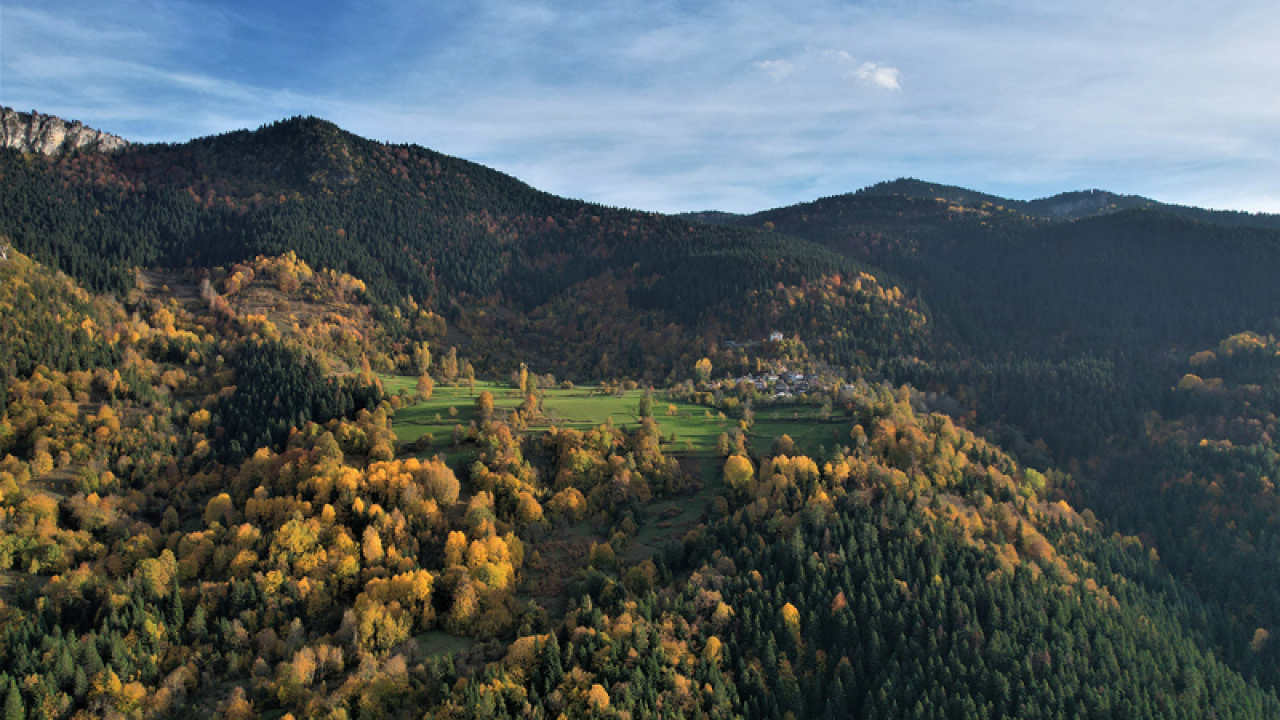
[3,113,1280,718]
[720,192,1280,458]
[709,188,1280,699]
[726,192,1280,355]
[2,242,1275,717]
[0,117,925,382]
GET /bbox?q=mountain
[688,181,1280,698]
[0,115,927,381]
[854,177,1280,228]
[731,193,1280,356]
[4,110,1280,718]
[0,106,130,155]
[703,188,1280,452]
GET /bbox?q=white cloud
[821,49,856,65]
[818,50,902,90]
[851,62,902,91]
[754,59,795,81]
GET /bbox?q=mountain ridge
[862,177,1280,228]
[0,106,130,155]
[0,111,925,381]
[8,106,1273,228]
[682,177,1280,230]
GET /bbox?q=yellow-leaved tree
[781,602,801,637]
[723,454,755,494]
[695,357,712,383]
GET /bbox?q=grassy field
[381,376,740,456]
[411,631,477,660]
[627,468,720,563]
[751,404,850,457]
[382,378,506,455]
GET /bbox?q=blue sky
[2,0,1278,214]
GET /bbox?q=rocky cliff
[0,107,129,155]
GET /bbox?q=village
[725,369,820,399]
[715,331,825,398]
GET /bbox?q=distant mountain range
[683,177,1280,229]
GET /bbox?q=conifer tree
[3,682,22,720]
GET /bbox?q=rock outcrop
[1,107,129,155]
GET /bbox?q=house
[768,331,784,342]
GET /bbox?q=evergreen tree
[3,682,22,720]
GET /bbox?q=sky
[2,0,1278,214]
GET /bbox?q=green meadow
[750,404,851,458]
[380,376,744,457]
[411,631,477,660]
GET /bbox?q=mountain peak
[0,106,129,155]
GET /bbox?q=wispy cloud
[759,50,902,90]
[754,59,795,82]
[2,0,1278,214]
